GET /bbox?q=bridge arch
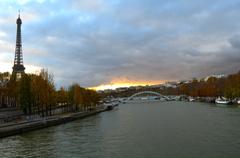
[126,91,168,102]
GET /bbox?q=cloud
[0,0,240,88]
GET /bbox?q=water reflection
[1,101,240,158]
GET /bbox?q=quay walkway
[0,107,110,138]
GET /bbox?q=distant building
[163,82,178,88]
[0,73,10,88]
[103,89,114,93]
[116,87,128,92]
[204,74,225,82]
[135,86,144,90]
[0,72,13,108]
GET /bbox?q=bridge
[124,91,170,102]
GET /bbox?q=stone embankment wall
[0,108,109,138]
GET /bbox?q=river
[1,101,240,158]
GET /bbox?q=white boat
[215,97,231,105]
[141,97,148,100]
[189,99,195,102]
[189,97,195,102]
[237,100,240,104]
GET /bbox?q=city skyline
[0,0,240,90]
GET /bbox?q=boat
[104,102,118,110]
[237,100,240,104]
[106,105,114,110]
[188,97,195,102]
[215,97,231,105]
[141,97,148,100]
[231,98,240,105]
[189,98,195,102]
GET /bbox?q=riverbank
[183,96,240,106]
[0,107,110,138]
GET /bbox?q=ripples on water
[1,101,240,158]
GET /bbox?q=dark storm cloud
[0,0,240,87]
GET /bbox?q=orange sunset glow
[89,78,165,91]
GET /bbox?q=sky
[0,0,240,90]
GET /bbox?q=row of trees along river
[0,69,101,117]
[173,71,240,98]
[102,71,240,99]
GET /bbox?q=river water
[1,101,240,158]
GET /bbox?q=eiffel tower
[12,12,25,79]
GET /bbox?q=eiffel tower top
[16,10,22,24]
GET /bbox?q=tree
[1,69,102,117]
[19,74,32,114]
[224,73,240,99]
